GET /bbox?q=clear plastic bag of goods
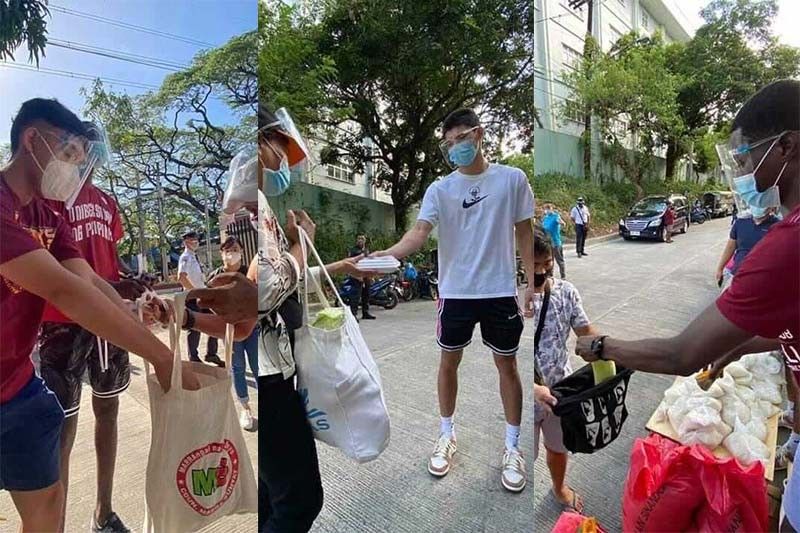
[591,360,617,385]
[722,417,770,466]
[311,307,345,331]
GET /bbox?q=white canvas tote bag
[142,292,257,532]
[293,228,391,463]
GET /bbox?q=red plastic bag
[552,511,607,533]
[623,434,705,532]
[622,434,768,533]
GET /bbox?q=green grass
[534,173,724,238]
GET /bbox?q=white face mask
[223,252,242,265]
[30,131,83,202]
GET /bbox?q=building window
[561,1,583,20]
[561,44,583,71]
[609,25,623,45]
[618,0,625,5]
[641,9,650,30]
[326,162,355,184]
[564,99,584,123]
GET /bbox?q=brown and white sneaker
[501,448,527,492]
[428,434,457,477]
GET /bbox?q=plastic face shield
[438,126,480,169]
[260,108,312,167]
[715,129,785,216]
[222,148,259,217]
[67,125,112,209]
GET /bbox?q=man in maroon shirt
[38,122,146,533]
[0,99,198,532]
[575,80,800,531]
[663,200,675,243]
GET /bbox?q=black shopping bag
[550,364,634,454]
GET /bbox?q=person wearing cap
[36,121,144,533]
[179,230,225,367]
[569,197,590,257]
[348,234,376,320]
[0,99,201,532]
[575,79,800,532]
[207,236,259,431]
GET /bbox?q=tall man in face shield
[575,80,800,532]
[0,99,201,532]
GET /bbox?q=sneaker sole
[501,477,527,493]
[428,462,451,477]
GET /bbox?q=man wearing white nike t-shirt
[374,108,535,492]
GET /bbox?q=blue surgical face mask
[749,205,770,218]
[732,136,788,210]
[263,158,291,197]
[448,140,478,167]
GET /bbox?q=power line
[49,4,215,48]
[0,62,160,90]
[48,38,189,72]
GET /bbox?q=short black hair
[442,108,480,136]
[732,80,800,142]
[182,231,199,240]
[534,224,553,258]
[258,100,278,132]
[82,121,103,142]
[221,236,241,250]
[10,98,87,154]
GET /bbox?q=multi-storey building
[534,0,697,180]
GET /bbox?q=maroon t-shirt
[0,178,82,403]
[663,207,675,226]
[42,185,124,323]
[717,205,800,385]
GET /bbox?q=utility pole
[135,173,146,276]
[156,177,168,281]
[204,200,212,270]
[568,0,594,180]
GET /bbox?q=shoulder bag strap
[533,282,551,386]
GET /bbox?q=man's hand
[112,278,147,300]
[285,209,316,244]
[328,254,382,280]
[522,285,534,318]
[534,384,558,414]
[189,272,256,324]
[715,268,724,287]
[576,335,602,362]
[181,365,202,391]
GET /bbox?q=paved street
[533,218,733,531]
[0,328,258,532]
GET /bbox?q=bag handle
[139,290,184,391]
[297,227,349,319]
[224,322,234,368]
[533,281,550,386]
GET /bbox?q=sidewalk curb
[563,232,620,246]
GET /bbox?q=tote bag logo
[299,387,331,432]
[176,440,240,516]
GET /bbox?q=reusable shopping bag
[550,363,634,453]
[142,292,257,532]
[293,228,391,463]
[622,433,767,533]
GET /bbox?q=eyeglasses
[439,126,480,151]
[37,129,88,165]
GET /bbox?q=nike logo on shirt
[462,196,488,209]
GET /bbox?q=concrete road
[0,327,258,532]
[310,299,536,532]
[533,218,733,531]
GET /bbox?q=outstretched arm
[373,221,434,260]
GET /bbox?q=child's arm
[533,384,558,413]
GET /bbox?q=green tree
[664,0,800,177]
[0,0,49,65]
[261,0,534,231]
[563,33,684,197]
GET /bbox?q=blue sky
[0,0,256,146]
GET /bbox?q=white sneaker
[428,434,457,477]
[501,448,527,492]
[239,409,255,431]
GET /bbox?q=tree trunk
[582,0,594,180]
[665,139,681,182]
[393,203,409,237]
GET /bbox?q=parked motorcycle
[415,268,439,300]
[340,275,399,310]
[393,274,415,302]
[690,205,707,224]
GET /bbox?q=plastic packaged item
[591,360,617,385]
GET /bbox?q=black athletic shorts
[39,323,131,417]
[436,297,524,356]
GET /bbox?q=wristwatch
[591,335,608,361]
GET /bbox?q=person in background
[569,197,590,258]
[207,236,259,431]
[178,230,224,367]
[37,121,142,533]
[663,200,675,244]
[349,234,376,320]
[541,203,566,279]
[714,206,779,290]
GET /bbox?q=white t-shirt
[418,163,534,299]
[178,249,206,288]
[570,205,590,225]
